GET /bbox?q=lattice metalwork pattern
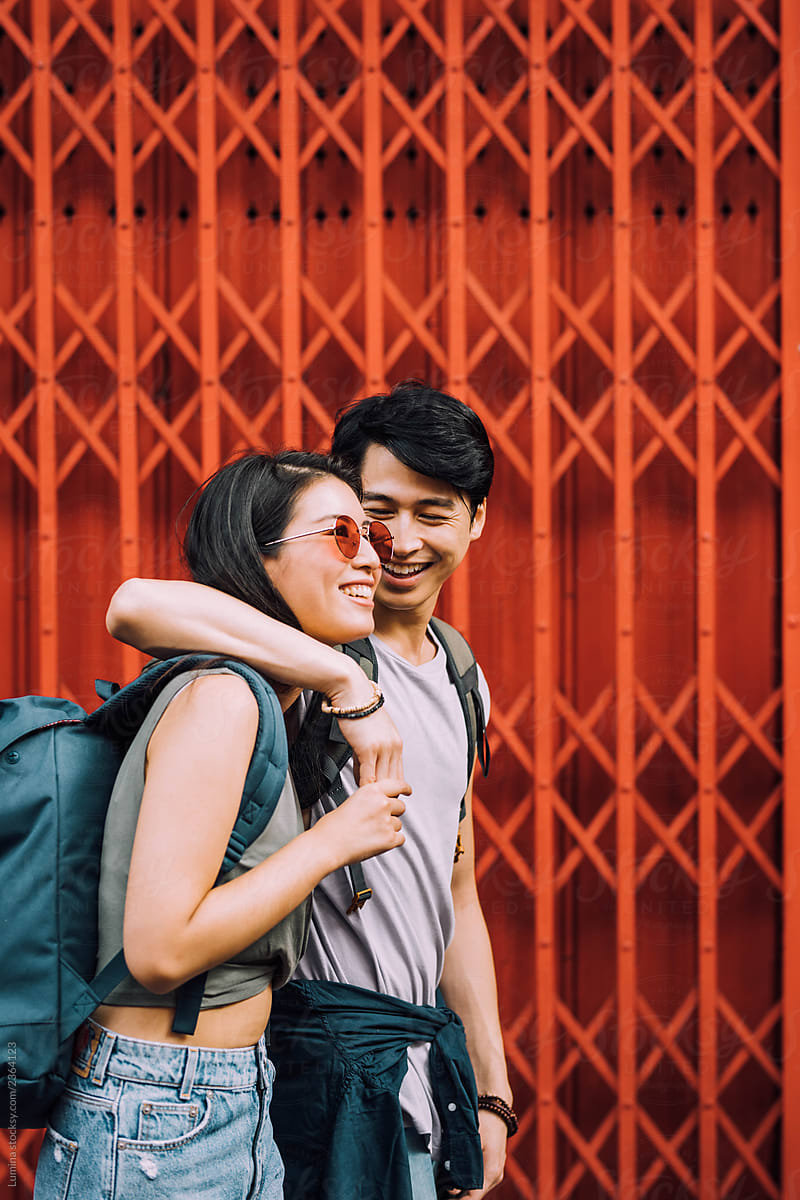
[0,1,796,1197]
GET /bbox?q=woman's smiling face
[262,477,381,645]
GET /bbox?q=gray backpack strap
[428,617,490,821]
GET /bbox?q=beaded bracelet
[320,681,385,720]
[477,1094,519,1137]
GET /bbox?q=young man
[107,384,514,1199]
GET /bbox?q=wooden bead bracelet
[477,1093,519,1137]
[320,681,384,720]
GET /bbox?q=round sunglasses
[262,514,393,564]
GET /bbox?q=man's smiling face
[359,444,486,618]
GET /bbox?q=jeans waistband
[72,1020,270,1097]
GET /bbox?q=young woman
[34,451,410,1200]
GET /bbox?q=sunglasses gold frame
[261,514,393,563]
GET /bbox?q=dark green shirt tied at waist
[269,979,484,1200]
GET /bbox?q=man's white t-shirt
[294,627,490,1155]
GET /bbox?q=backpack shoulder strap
[288,639,378,912]
[91,655,287,1035]
[428,617,490,821]
[341,638,377,677]
[204,659,288,875]
[91,655,287,872]
[289,639,378,791]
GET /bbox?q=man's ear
[469,499,487,543]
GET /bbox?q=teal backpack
[0,655,287,1130]
[289,618,490,912]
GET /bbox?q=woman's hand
[314,778,410,867]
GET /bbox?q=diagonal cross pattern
[0,4,792,1199]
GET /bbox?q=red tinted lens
[332,516,360,559]
[367,520,393,563]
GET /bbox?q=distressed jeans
[34,1019,283,1200]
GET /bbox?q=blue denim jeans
[34,1020,283,1200]
[405,1130,438,1200]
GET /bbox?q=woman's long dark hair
[182,449,362,628]
[181,451,363,801]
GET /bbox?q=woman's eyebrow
[304,513,342,527]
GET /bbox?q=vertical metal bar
[695,5,718,1196]
[32,0,57,693]
[113,0,141,683]
[445,0,468,634]
[530,3,554,1195]
[279,0,301,445]
[362,3,383,397]
[781,0,800,1194]
[612,1,636,1193]
[197,0,220,471]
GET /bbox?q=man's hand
[468,1108,507,1198]
[442,1108,507,1199]
[338,706,404,784]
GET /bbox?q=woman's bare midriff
[93,985,272,1048]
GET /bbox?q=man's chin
[374,584,425,611]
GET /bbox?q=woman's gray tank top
[95,667,310,1008]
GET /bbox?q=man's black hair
[331,381,494,517]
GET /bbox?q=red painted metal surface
[531,3,553,1194]
[0,2,791,1197]
[611,4,636,1192]
[782,0,800,1193]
